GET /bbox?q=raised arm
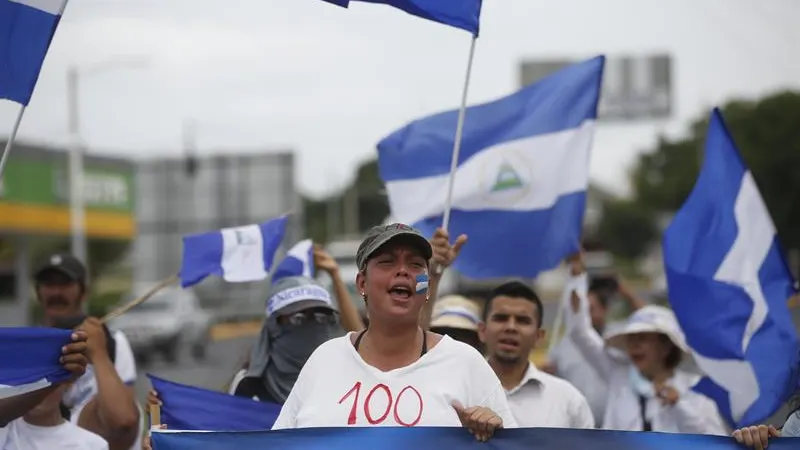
[76,319,140,449]
[420,228,467,329]
[314,245,364,332]
[564,254,616,382]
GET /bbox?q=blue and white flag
[663,108,800,427]
[378,56,605,279]
[147,375,280,431]
[322,0,482,36]
[179,216,289,288]
[151,426,797,450]
[0,327,73,399]
[271,239,315,285]
[0,0,68,105]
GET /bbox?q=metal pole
[67,67,87,265]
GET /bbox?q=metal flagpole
[0,106,27,182]
[437,35,478,274]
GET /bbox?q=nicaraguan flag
[148,375,280,431]
[179,216,288,288]
[0,0,68,105]
[378,56,604,279]
[321,0,482,36]
[271,239,315,285]
[663,108,800,427]
[150,426,797,450]
[0,327,73,399]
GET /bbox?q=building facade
[133,150,301,315]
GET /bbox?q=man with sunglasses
[232,276,343,404]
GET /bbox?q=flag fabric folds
[271,239,315,285]
[179,215,288,288]
[663,108,800,427]
[147,375,281,431]
[321,0,482,35]
[377,56,605,279]
[0,0,68,105]
[150,426,796,450]
[0,327,73,399]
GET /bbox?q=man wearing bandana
[232,276,344,403]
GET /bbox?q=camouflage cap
[356,223,433,270]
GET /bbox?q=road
[133,335,253,402]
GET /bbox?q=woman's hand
[654,383,680,406]
[732,424,780,450]
[143,424,167,450]
[452,402,503,442]
[147,389,162,408]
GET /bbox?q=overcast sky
[1,0,798,198]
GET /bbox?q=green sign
[0,158,134,212]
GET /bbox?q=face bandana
[629,366,656,398]
[261,320,340,404]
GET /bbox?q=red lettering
[393,385,423,427]
[364,384,392,425]
[339,382,424,426]
[338,381,361,425]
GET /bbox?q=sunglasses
[283,310,337,327]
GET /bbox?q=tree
[631,90,800,251]
[596,199,659,261]
[302,159,389,243]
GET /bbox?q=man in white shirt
[0,384,108,450]
[478,281,594,429]
[34,253,142,450]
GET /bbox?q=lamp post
[66,57,149,265]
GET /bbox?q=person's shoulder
[306,334,353,364]
[433,336,488,366]
[533,367,588,400]
[65,423,109,450]
[111,329,131,347]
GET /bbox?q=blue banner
[148,374,280,431]
[151,427,797,449]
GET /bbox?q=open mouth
[388,284,413,300]
[498,338,519,350]
[629,353,646,364]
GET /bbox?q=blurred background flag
[377,56,605,279]
[271,239,315,285]
[0,0,68,105]
[179,215,289,288]
[0,327,73,399]
[663,108,800,427]
[321,0,482,35]
[147,375,280,431]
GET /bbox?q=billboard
[519,54,673,121]
[0,142,135,239]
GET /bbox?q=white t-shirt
[64,330,143,450]
[272,333,518,429]
[0,418,108,450]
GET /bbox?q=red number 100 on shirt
[338,382,424,427]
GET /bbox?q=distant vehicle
[108,286,213,364]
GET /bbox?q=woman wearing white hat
[428,295,482,351]
[564,253,727,434]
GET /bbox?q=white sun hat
[430,295,482,332]
[604,305,689,354]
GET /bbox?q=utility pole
[67,66,88,266]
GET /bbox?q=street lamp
[67,56,149,267]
